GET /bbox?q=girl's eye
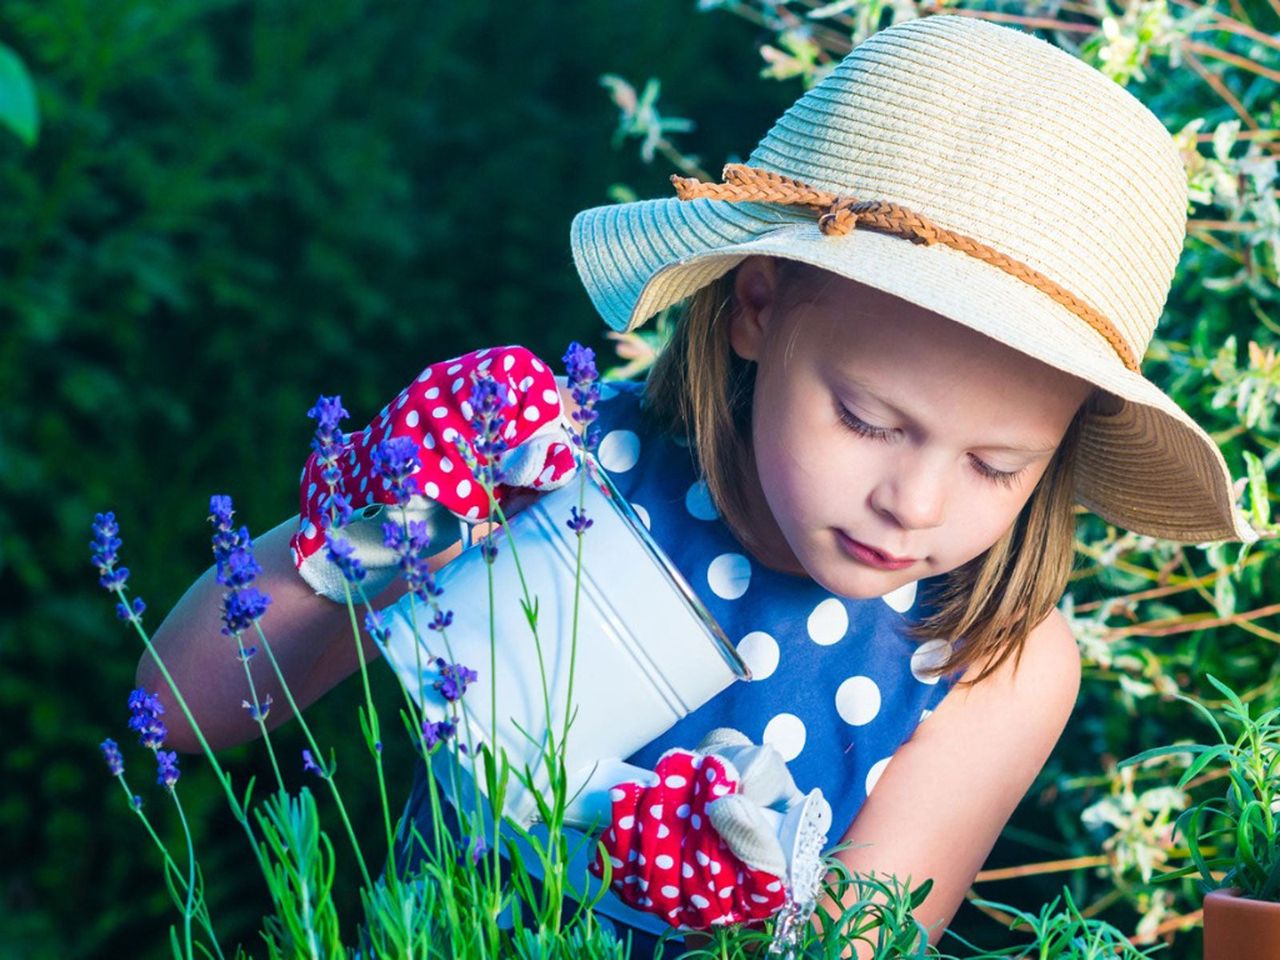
[835,404,894,441]
[834,402,1026,489]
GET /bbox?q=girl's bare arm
[134,513,471,754]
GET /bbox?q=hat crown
[746,15,1188,360]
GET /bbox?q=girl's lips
[837,530,918,570]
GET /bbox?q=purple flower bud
[302,749,323,776]
[90,511,130,591]
[324,532,366,584]
[428,608,453,632]
[465,374,509,486]
[115,597,146,623]
[155,749,180,790]
[566,506,593,535]
[364,610,390,644]
[371,437,423,507]
[422,717,457,752]
[100,738,124,777]
[241,694,273,722]
[236,644,259,663]
[432,658,477,703]
[127,688,168,751]
[221,587,272,637]
[563,342,601,452]
[307,396,350,464]
[131,794,144,810]
[460,834,487,866]
[320,491,354,531]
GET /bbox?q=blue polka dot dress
[591,379,961,827]
[389,375,962,952]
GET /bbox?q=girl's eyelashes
[833,400,1026,489]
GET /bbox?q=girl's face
[727,256,1095,599]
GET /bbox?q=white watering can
[371,452,831,918]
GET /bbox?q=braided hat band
[568,15,1258,545]
[670,163,1141,374]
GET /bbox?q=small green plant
[1119,674,1280,901]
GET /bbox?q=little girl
[141,13,1258,959]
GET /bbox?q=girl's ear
[728,256,781,363]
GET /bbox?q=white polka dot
[442,427,458,443]
[452,376,465,394]
[684,479,718,521]
[835,676,882,726]
[404,409,419,429]
[630,502,651,530]
[542,388,558,405]
[919,708,934,723]
[531,358,545,372]
[447,363,463,375]
[424,386,440,400]
[396,394,407,409]
[307,482,317,501]
[655,854,674,869]
[504,422,518,440]
[465,506,480,519]
[423,433,436,450]
[456,479,472,498]
[664,774,687,789]
[736,631,780,680]
[676,803,691,818]
[439,457,453,473]
[503,354,516,372]
[682,861,694,878]
[424,481,440,499]
[661,884,679,898]
[417,367,432,382]
[609,787,626,802]
[518,375,534,391]
[694,850,710,866]
[431,406,448,419]
[523,406,541,422]
[766,879,782,892]
[707,553,751,600]
[807,598,848,645]
[762,713,806,761]
[691,813,701,829]
[648,803,664,819]
[656,823,670,839]
[709,859,722,874]
[690,894,710,909]
[882,580,919,613]
[911,639,952,685]
[460,400,473,421]
[598,430,641,472]
[475,348,491,359]
[301,519,317,540]
[866,757,891,796]
[618,815,635,830]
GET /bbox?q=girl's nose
[869,462,947,531]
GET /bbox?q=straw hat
[569,13,1259,545]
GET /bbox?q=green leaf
[1244,449,1271,529]
[0,42,38,147]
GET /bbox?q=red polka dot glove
[290,345,580,602]
[588,728,833,932]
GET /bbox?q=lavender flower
[209,497,273,637]
[324,531,366,584]
[432,659,477,703]
[320,491,353,531]
[307,396,350,488]
[241,694,273,722]
[155,749,180,791]
[371,436,422,506]
[235,644,259,663]
[221,587,271,637]
[364,610,390,644]
[90,511,130,592]
[422,717,457,752]
[302,749,324,776]
[382,519,442,603]
[563,342,601,451]
[459,834,487,866]
[566,506,593,535]
[131,794,144,810]
[480,536,499,564]
[100,738,124,777]
[428,608,454,632]
[127,688,168,751]
[467,376,510,473]
[115,597,146,624]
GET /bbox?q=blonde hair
[643,259,1096,688]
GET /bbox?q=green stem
[168,786,197,960]
[250,616,375,892]
[114,776,226,960]
[235,632,284,793]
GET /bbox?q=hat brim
[570,196,1258,545]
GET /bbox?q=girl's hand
[589,729,832,931]
[290,345,579,602]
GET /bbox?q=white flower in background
[1082,765,1190,884]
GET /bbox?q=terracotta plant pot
[1203,887,1280,960]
